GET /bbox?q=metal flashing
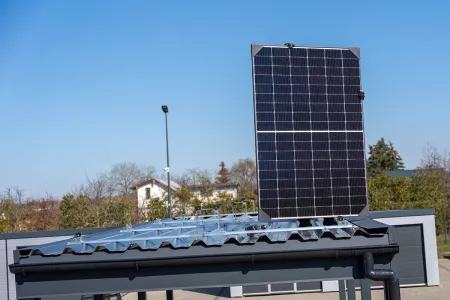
[251,44,264,57]
[349,47,361,58]
[369,209,435,219]
[0,227,114,241]
[359,204,370,217]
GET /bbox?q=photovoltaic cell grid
[252,45,368,219]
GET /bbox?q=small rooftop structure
[9,211,400,300]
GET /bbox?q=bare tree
[86,172,110,200]
[140,164,157,181]
[185,169,212,185]
[230,158,257,197]
[420,143,447,171]
[108,162,155,196]
[83,173,110,227]
[172,173,192,185]
[3,186,26,232]
[107,162,155,225]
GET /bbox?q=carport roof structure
[9,212,399,299]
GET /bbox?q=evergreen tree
[367,138,405,176]
[215,161,230,184]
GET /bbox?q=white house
[130,179,240,210]
[189,183,239,199]
[130,178,181,209]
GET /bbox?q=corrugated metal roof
[19,213,388,257]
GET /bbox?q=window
[145,187,151,199]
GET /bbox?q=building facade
[131,179,240,211]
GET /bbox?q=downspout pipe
[363,252,401,300]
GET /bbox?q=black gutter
[10,244,399,275]
[363,252,401,300]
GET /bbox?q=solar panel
[252,44,368,220]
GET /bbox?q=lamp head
[161,105,168,113]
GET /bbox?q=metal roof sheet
[19,213,388,257]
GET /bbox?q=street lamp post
[161,105,172,219]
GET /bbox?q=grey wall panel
[296,281,321,291]
[0,240,8,300]
[7,236,72,300]
[270,283,295,292]
[228,284,268,295]
[353,224,426,289]
[391,224,426,285]
[392,225,424,246]
[243,281,320,295]
[355,224,426,288]
[375,215,438,286]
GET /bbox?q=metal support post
[361,279,372,300]
[164,112,172,218]
[138,291,147,300]
[338,280,346,300]
[166,290,174,300]
[346,280,356,300]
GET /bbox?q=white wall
[215,187,238,198]
[191,187,238,200]
[137,182,167,208]
[138,184,238,209]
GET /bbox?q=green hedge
[368,172,446,233]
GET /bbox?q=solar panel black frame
[251,44,369,220]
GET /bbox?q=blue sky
[1,1,449,197]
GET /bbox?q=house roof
[387,168,448,178]
[130,178,181,191]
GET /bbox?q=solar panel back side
[252,44,368,219]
